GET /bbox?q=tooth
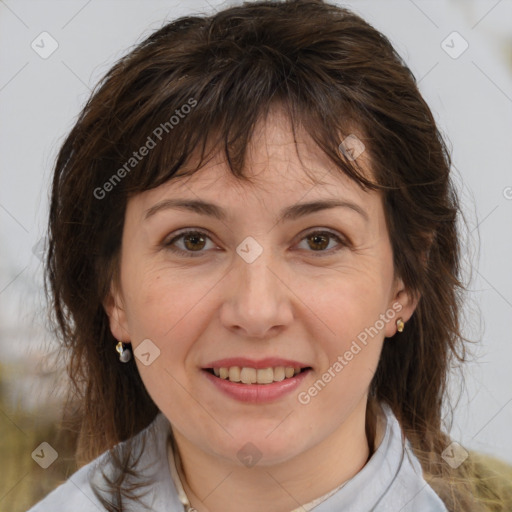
[228,366,241,382]
[257,368,274,384]
[213,365,307,383]
[273,366,285,381]
[284,367,295,378]
[240,367,257,384]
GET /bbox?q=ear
[384,276,420,338]
[103,282,131,342]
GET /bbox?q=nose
[219,244,294,339]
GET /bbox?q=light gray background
[1,0,511,463]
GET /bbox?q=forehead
[160,108,372,198]
[128,106,379,220]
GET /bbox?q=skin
[105,107,419,512]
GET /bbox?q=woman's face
[107,108,417,467]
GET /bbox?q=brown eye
[297,230,348,256]
[165,230,214,257]
[307,233,330,251]
[182,232,207,251]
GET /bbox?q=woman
[27,0,512,511]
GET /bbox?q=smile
[205,366,310,384]
[202,361,312,403]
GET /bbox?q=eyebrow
[144,198,369,223]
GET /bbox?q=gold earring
[116,341,132,363]
[396,318,405,333]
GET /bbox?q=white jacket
[27,402,448,511]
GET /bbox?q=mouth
[201,358,313,402]
[203,366,313,385]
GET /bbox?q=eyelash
[163,228,349,258]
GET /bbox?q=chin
[213,433,309,468]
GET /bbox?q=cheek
[305,269,389,336]
[123,275,176,337]
[302,271,389,384]
[304,285,384,412]
[121,265,218,355]
[122,269,213,407]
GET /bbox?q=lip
[202,367,312,404]
[203,357,310,369]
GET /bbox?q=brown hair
[46,0,509,510]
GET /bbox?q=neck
[170,397,384,512]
